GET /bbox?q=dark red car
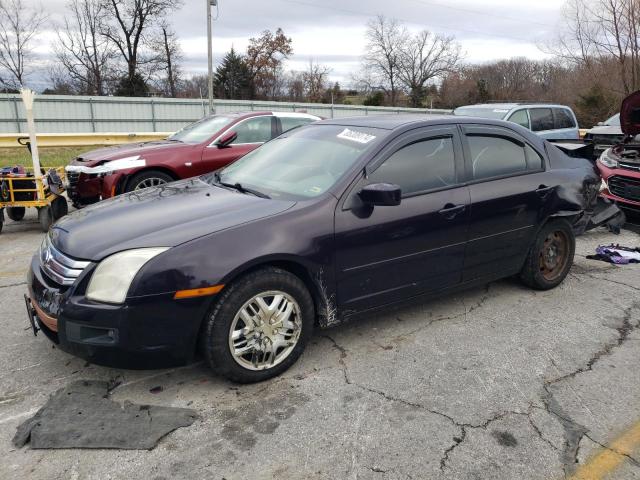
[65,111,321,207]
[597,92,640,211]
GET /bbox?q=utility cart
[0,137,69,233]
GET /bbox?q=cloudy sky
[33,0,566,89]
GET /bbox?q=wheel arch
[218,256,327,326]
[122,166,180,193]
[192,255,331,358]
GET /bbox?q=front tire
[520,219,575,290]
[38,207,52,232]
[203,267,315,383]
[126,170,173,192]
[6,207,25,221]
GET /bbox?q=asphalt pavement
[0,210,639,480]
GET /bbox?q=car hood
[620,90,640,136]
[586,125,622,136]
[51,178,296,261]
[72,140,192,165]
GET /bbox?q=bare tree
[550,0,640,94]
[55,0,115,95]
[151,21,182,97]
[0,0,45,88]
[100,0,182,95]
[303,60,331,102]
[361,15,407,106]
[398,31,462,107]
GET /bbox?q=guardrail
[0,93,453,135]
[0,132,171,148]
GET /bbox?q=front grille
[66,171,80,189]
[608,175,640,203]
[40,235,90,286]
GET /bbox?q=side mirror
[359,183,402,207]
[215,131,237,148]
[597,121,604,126]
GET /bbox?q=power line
[280,0,549,44]
[409,0,555,28]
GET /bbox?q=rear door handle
[438,203,466,220]
[536,185,554,199]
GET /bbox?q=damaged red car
[65,111,321,207]
[597,91,640,212]
[27,115,621,383]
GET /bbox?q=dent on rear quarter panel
[545,143,623,233]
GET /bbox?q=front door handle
[438,203,466,220]
[536,185,554,198]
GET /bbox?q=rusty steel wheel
[539,230,570,282]
[520,219,575,290]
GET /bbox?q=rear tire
[6,207,25,221]
[38,207,53,232]
[125,170,174,192]
[202,267,315,383]
[519,219,575,290]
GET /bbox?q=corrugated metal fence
[0,94,452,134]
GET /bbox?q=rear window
[553,108,576,129]
[529,108,554,132]
[280,116,316,133]
[453,107,509,120]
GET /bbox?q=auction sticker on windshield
[337,128,376,144]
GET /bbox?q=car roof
[316,114,547,149]
[318,114,454,130]
[456,103,573,110]
[212,111,320,120]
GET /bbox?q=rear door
[198,115,277,175]
[461,125,556,281]
[334,126,470,312]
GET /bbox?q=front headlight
[86,248,169,304]
[598,151,619,168]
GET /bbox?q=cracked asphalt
[1,211,639,480]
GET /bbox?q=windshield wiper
[213,172,270,199]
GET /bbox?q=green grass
[0,145,106,168]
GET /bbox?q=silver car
[454,103,580,139]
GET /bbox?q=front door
[198,116,276,175]
[334,126,470,313]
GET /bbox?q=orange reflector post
[174,284,224,299]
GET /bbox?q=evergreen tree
[213,48,254,100]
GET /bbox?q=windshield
[211,125,387,200]
[453,107,510,120]
[604,113,620,126]
[168,115,235,143]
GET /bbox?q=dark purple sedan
[26,115,620,382]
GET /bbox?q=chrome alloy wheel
[228,291,302,371]
[134,177,168,190]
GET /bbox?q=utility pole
[207,0,217,115]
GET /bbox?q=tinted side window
[529,108,554,132]
[232,117,273,144]
[369,137,456,196]
[467,135,528,180]
[508,109,530,129]
[525,144,543,170]
[553,108,576,129]
[280,117,315,133]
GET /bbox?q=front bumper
[27,254,213,369]
[599,166,640,210]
